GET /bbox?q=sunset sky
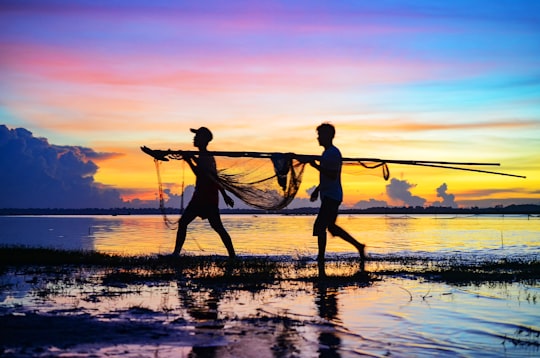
[1,0,539,209]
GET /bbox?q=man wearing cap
[171,127,236,258]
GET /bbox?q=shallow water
[1,214,539,259]
[1,266,539,357]
[1,214,539,357]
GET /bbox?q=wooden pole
[140,146,526,179]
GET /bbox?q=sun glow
[1,1,539,209]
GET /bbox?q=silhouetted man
[172,127,236,258]
[310,123,365,275]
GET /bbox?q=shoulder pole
[140,147,526,179]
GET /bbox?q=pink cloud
[338,119,539,133]
[1,40,456,94]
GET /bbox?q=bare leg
[317,231,327,262]
[209,215,236,258]
[317,231,327,277]
[173,211,197,256]
[328,224,365,260]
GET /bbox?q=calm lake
[1,214,539,259]
[1,214,539,357]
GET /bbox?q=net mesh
[216,155,306,210]
[154,155,307,219]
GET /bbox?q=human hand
[181,151,194,160]
[310,188,319,202]
[294,154,312,164]
[224,195,235,208]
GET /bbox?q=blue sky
[1,0,539,209]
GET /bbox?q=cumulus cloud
[432,183,457,208]
[285,185,322,209]
[0,125,125,208]
[385,178,426,207]
[162,185,195,209]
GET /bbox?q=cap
[190,127,213,142]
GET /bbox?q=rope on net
[356,161,390,180]
[145,147,525,226]
[154,159,179,230]
[152,154,308,227]
[217,155,307,210]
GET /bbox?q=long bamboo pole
[140,146,526,178]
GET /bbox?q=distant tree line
[0,204,539,216]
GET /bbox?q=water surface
[1,214,538,259]
[1,214,538,357]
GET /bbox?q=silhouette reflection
[172,261,305,357]
[174,266,224,358]
[315,282,341,357]
[314,265,372,357]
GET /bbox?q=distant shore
[1,204,539,216]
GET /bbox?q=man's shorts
[183,201,220,220]
[313,196,341,236]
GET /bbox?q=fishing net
[153,154,307,228]
[216,154,306,210]
[151,151,395,218]
[145,145,523,230]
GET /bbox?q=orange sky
[1,1,539,209]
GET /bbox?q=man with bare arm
[310,123,365,276]
[172,127,236,258]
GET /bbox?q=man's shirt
[319,145,343,202]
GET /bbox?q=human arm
[220,187,235,207]
[309,160,339,180]
[309,146,341,180]
[182,153,199,175]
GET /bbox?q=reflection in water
[0,215,107,251]
[383,216,414,252]
[181,281,222,358]
[181,286,221,321]
[1,259,537,357]
[1,214,539,259]
[171,263,309,357]
[1,214,538,355]
[315,282,341,357]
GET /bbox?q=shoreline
[1,203,539,216]
[2,247,539,283]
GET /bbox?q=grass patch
[1,246,539,285]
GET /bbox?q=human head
[316,123,335,138]
[316,123,335,147]
[190,127,213,144]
